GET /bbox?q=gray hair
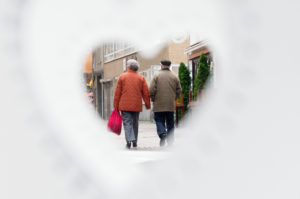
[127,59,139,71]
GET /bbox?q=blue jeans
[154,112,174,144]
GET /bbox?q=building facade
[91,47,104,117]
[184,34,214,91]
[92,39,189,120]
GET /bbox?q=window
[104,41,137,62]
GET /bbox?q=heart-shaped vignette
[83,36,213,150]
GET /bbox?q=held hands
[146,104,151,110]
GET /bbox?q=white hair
[127,59,139,71]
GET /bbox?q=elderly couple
[113,59,182,149]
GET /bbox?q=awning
[184,41,208,55]
[100,79,112,83]
[84,53,93,74]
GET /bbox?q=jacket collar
[127,70,137,73]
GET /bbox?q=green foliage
[193,85,198,101]
[193,54,210,100]
[179,62,191,112]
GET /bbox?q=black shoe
[126,141,131,149]
[159,133,167,147]
[132,141,137,148]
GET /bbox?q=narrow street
[112,121,179,150]
[110,121,180,164]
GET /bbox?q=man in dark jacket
[150,60,182,146]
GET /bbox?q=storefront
[184,41,213,90]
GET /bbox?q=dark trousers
[154,112,175,144]
[121,111,140,142]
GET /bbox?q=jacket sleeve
[149,76,157,102]
[113,77,122,110]
[175,77,182,99]
[142,77,151,109]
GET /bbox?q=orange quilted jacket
[113,70,150,112]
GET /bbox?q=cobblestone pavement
[110,121,179,164]
[112,121,161,150]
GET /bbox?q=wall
[103,57,125,79]
[93,47,104,74]
[103,45,169,79]
[168,39,189,65]
[136,45,169,72]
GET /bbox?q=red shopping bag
[107,109,122,135]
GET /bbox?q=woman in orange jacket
[113,59,151,149]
